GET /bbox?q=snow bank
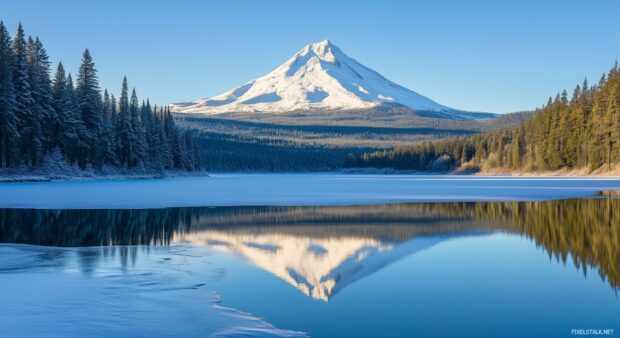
[1,174,620,209]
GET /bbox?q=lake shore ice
[1,174,620,209]
[0,244,307,338]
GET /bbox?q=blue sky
[3,0,620,113]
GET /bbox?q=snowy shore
[0,169,209,183]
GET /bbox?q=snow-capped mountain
[171,40,491,120]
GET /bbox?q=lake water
[1,196,619,337]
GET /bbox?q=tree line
[348,62,620,173]
[0,22,200,173]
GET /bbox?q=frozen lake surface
[1,174,620,208]
[0,244,306,338]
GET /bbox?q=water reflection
[189,228,458,300]
[1,199,619,298]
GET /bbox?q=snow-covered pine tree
[163,107,183,168]
[116,76,134,167]
[11,23,34,167]
[75,48,102,166]
[65,73,89,167]
[51,63,68,151]
[27,36,53,165]
[2,23,201,174]
[58,72,77,164]
[182,129,195,170]
[0,21,19,168]
[155,105,173,169]
[129,88,147,167]
[143,100,164,171]
[109,93,118,160]
[101,89,117,165]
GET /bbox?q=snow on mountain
[170,40,491,120]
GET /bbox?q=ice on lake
[1,174,620,209]
[0,244,306,338]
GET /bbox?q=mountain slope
[171,40,492,120]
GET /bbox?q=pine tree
[579,79,591,167]
[0,21,19,168]
[605,62,620,166]
[100,89,117,164]
[164,107,182,168]
[12,23,34,167]
[27,36,52,165]
[110,94,118,121]
[129,88,147,166]
[75,48,102,166]
[510,129,521,169]
[116,76,133,167]
[2,24,201,174]
[156,106,173,169]
[51,63,68,151]
[143,100,163,171]
[64,73,88,165]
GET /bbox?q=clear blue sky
[3,0,620,113]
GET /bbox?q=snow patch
[355,84,369,94]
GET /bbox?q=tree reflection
[1,198,618,290]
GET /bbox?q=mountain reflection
[1,199,619,298]
[182,228,455,300]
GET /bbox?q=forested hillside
[176,108,528,172]
[0,22,200,176]
[348,63,620,173]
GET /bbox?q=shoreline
[0,170,210,183]
[3,167,620,183]
[341,166,620,177]
[3,172,620,184]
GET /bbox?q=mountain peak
[312,39,332,48]
[296,39,340,64]
[171,41,492,120]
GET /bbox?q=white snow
[170,40,488,119]
[0,244,307,338]
[1,174,619,209]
